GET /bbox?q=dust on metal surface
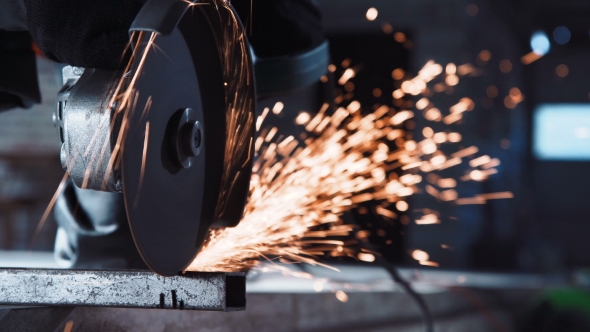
[0,269,246,311]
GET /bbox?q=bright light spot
[358,253,376,262]
[437,178,457,188]
[521,51,543,65]
[504,96,516,109]
[392,68,405,80]
[410,81,426,95]
[338,68,356,85]
[366,7,378,21]
[335,290,349,303]
[433,132,447,143]
[419,260,439,267]
[469,155,491,167]
[553,26,571,45]
[347,100,361,113]
[422,127,434,138]
[392,89,405,99]
[405,140,417,151]
[575,127,590,139]
[397,187,414,197]
[400,174,422,185]
[430,154,446,166]
[421,140,437,154]
[416,214,439,224]
[447,132,462,142]
[295,112,311,125]
[509,87,523,102]
[446,63,457,75]
[445,74,459,86]
[396,201,408,212]
[401,81,413,93]
[450,98,474,114]
[534,105,590,160]
[272,102,284,114]
[530,31,551,55]
[412,250,429,261]
[314,281,324,292]
[328,64,336,72]
[469,170,486,181]
[416,98,429,110]
[424,108,442,121]
[391,110,414,125]
[482,158,501,169]
[440,189,458,201]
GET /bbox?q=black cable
[377,257,434,332]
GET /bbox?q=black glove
[24,0,146,69]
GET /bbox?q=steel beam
[0,269,246,311]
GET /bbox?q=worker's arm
[23,0,147,70]
[0,0,324,112]
[0,31,40,112]
[23,0,323,68]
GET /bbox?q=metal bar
[0,269,246,311]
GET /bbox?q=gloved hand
[24,0,146,69]
[23,0,324,70]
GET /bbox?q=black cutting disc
[121,2,255,276]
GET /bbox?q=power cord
[377,257,434,332]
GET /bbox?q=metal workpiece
[0,269,246,311]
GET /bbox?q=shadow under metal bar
[0,269,246,311]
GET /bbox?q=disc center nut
[182,120,202,157]
[171,108,202,169]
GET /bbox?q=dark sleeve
[0,0,28,31]
[0,31,41,112]
[23,0,146,70]
[232,0,324,58]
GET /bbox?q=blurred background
[2,0,590,331]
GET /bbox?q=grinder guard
[54,0,255,276]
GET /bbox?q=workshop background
[2,0,590,331]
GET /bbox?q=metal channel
[0,269,246,311]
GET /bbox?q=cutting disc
[120,0,255,276]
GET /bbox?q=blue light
[530,31,551,55]
[534,104,590,160]
[553,26,571,45]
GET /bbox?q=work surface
[0,259,576,332]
